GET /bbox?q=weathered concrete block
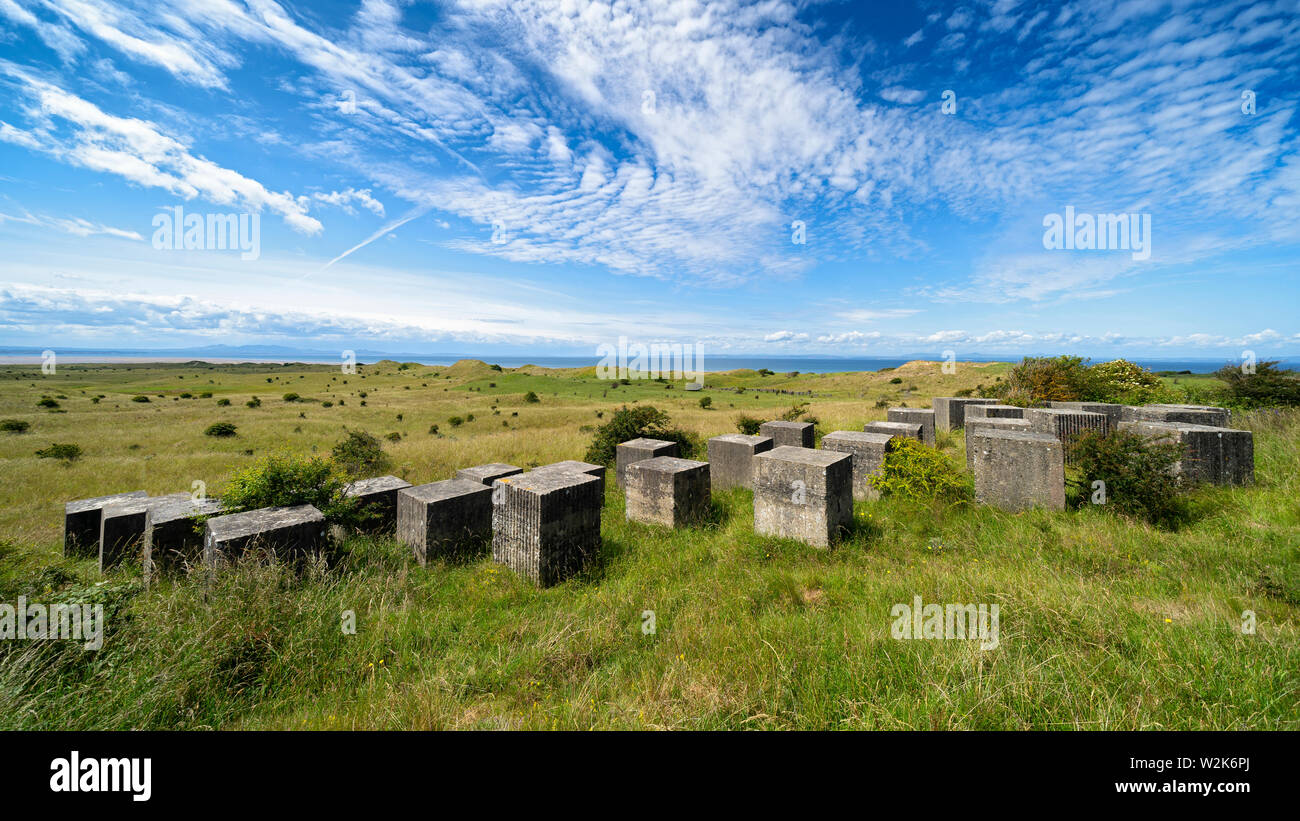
[625,457,710,527]
[863,420,924,443]
[1119,421,1254,485]
[886,408,936,446]
[493,470,602,586]
[456,463,523,486]
[707,434,774,490]
[964,418,1032,471]
[1122,404,1229,427]
[759,421,814,448]
[1026,408,1109,462]
[753,446,853,547]
[1048,401,1125,430]
[203,504,327,566]
[970,430,1065,512]
[615,438,680,486]
[397,479,493,564]
[820,431,894,500]
[343,475,411,533]
[531,460,607,495]
[99,492,191,572]
[932,397,997,432]
[143,495,227,577]
[64,490,148,559]
[966,404,1026,421]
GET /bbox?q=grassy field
[0,359,1296,730]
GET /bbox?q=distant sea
[2,347,1293,374]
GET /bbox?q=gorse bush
[524,391,540,403]
[0,419,30,433]
[584,405,698,465]
[204,422,238,437]
[1066,430,1191,528]
[220,453,356,525]
[734,414,762,435]
[991,356,1169,406]
[1084,359,1166,404]
[1213,361,1300,408]
[867,439,971,503]
[37,398,60,408]
[35,443,82,461]
[330,430,389,477]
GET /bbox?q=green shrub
[1214,361,1300,408]
[989,355,1091,405]
[1083,359,1166,404]
[385,432,402,442]
[448,416,464,427]
[282,392,300,402]
[735,414,763,435]
[330,430,389,477]
[204,422,238,437]
[216,398,231,406]
[130,395,149,403]
[35,443,81,461]
[699,396,712,409]
[220,453,355,525]
[428,424,439,435]
[584,405,698,465]
[888,377,903,385]
[524,391,540,403]
[867,439,971,503]
[1066,430,1192,528]
[246,397,261,408]
[0,419,30,433]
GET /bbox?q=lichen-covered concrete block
[886,408,936,446]
[1026,408,1109,461]
[99,492,191,572]
[1121,404,1230,427]
[759,421,814,448]
[615,438,680,486]
[64,490,148,559]
[1119,421,1254,485]
[970,430,1065,512]
[1048,401,1124,430]
[625,457,710,527]
[203,504,327,566]
[493,471,603,586]
[820,431,894,500]
[863,420,924,443]
[707,434,774,490]
[343,475,411,533]
[143,495,227,577]
[932,397,997,432]
[966,404,1026,421]
[753,446,853,547]
[397,479,493,564]
[456,463,523,486]
[964,418,1032,471]
[531,460,607,495]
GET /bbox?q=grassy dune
[0,359,1296,730]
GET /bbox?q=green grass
[0,359,1296,730]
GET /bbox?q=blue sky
[0,0,1297,359]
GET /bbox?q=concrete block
[1122,404,1230,427]
[753,446,853,547]
[615,438,680,486]
[966,404,1026,421]
[1026,408,1109,462]
[143,495,227,577]
[970,430,1065,512]
[707,434,774,490]
[820,430,894,500]
[456,463,523,486]
[99,492,191,572]
[493,470,603,587]
[397,479,493,564]
[759,420,814,448]
[964,418,1032,471]
[63,490,148,559]
[344,475,411,533]
[886,408,936,446]
[531,460,607,495]
[863,420,924,443]
[1048,401,1124,430]
[625,457,710,527]
[203,505,327,566]
[1119,421,1254,485]
[932,397,998,432]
